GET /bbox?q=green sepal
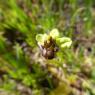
[50,28,60,39]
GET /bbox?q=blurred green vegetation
[0,0,95,95]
